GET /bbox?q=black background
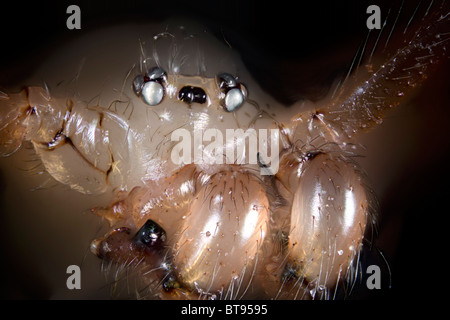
[0,0,381,101]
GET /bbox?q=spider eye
[224,88,245,112]
[178,86,207,104]
[132,74,144,95]
[146,67,167,82]
[216,73,246,112]
[142,81,164,106]
[133,67,167,106]
[217,73,237,89]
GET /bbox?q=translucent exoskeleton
[0,1,449,299]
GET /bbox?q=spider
[0,0,448,300]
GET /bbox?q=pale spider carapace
[0,1,448,300]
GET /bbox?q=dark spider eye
[133,219,166,248]
[178,86,207,104]
[146,67,167,82]
[132,74,144,95]
[216,73,246,112]
[217,73,237,89]
[133,67,167,106]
